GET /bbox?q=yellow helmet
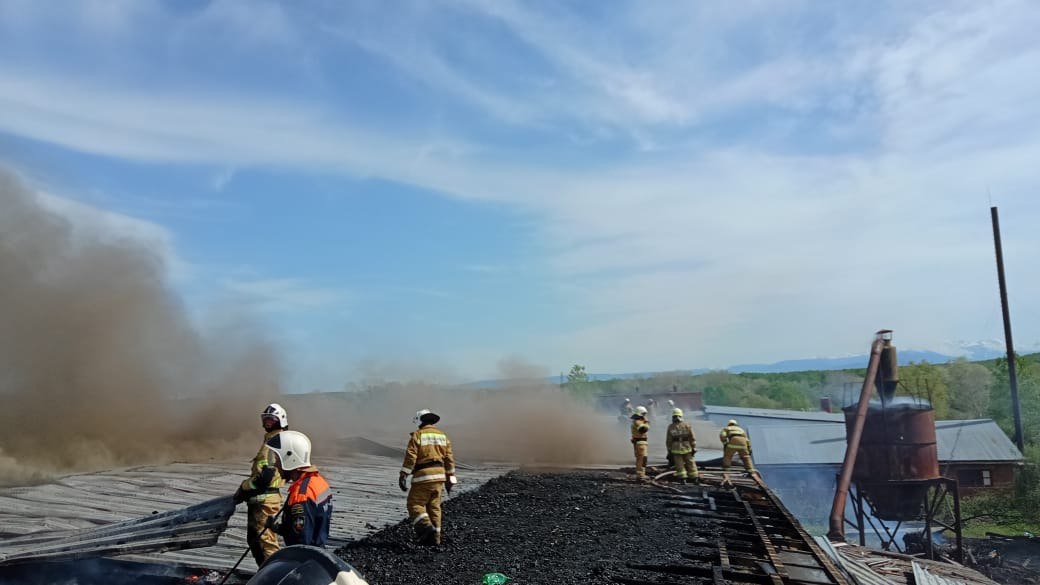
[672,408,683,418]
[727,419,738,426]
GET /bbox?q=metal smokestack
[875,330,899,403]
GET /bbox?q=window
[956,469,993,487]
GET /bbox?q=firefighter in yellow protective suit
[233,403,287,567]
[630,406,650,480]
[399,409,456,545]
[666,408,698,484]
[719,419,756,474]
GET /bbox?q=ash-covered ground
[336,470,701,585]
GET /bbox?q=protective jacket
[719,424,751,450]
[402,424,455,484]
[277,467,333,547]
[666,421,696,454]
[630,416,649,444]
[240,429,285,502]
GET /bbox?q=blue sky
[2,0,1039,390]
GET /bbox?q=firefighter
[399,409,456,545]
[264,430,333,547]
[630,405,650,480]
[719,419,756,474]
[646,397,657,419]
[233,403,287,567]
[666,408,698,484]
[619,397,634,417]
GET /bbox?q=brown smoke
[0,169,281,485]
[0,168,678,486]
[280,360,637,467]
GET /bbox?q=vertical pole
[953,479,963,564]
[991,206,1025,452]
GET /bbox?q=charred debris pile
[336,469,846,585]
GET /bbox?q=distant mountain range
[724,350,952,374]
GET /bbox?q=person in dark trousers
[265,430,333,547]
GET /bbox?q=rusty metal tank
[843,401,940,520]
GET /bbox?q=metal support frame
[843,478,962,563]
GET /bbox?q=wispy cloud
[220,277,350,313]
[2,0,1040,376]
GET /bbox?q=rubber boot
[679,477,687,485]
[414,523,436,545]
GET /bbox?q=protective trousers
[672,452,698,480]
[633,442,648,478]
[722,445,755,472]
[247,497,282,567]
[407,481,443,545]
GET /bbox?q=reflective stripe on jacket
[240,429,285,502]
[666,421,696,454]
[279,468,332,547]
[402,425,455,484]
[631,417,649,443]
[719,425,750,449]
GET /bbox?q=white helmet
[667,399,675,407]
[413,409,440,426]
[266,430,311,471]
[672,408,683,418]
[728,419,738,426]
[634,406,648,416]
[624,398,631,403]
[261,403,288,429]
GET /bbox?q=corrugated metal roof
[813,537,894,585]
[913,561,963,585]
[704,405,847,424]
[751,419,1023,466]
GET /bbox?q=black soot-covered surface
[336,470,717,585]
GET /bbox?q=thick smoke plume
[0,169,687,487]
[0,170,282,485]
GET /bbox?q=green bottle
[482,573,509,585]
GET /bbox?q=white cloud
[2,0,1040,375]
[220,277,350,313]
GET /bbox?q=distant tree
[944,357,994,419]
[990,354,1040,446]
[567,364,589,384]
[898,361,950,418]
[763,381,813,410]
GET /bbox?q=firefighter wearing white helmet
[399,409,456,545]
[630,405,651,480]
[234,403,289,567]
[618,397,634,417]
[666,408,698,484]
[720,419,756,474]
[264,430,333,548]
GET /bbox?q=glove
[264,516,280,531]
[232,487,247,504]
[445,475,455,494]
[398,472,408,492]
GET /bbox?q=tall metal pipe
[827,332,886,542]
[991,206,1025,453]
